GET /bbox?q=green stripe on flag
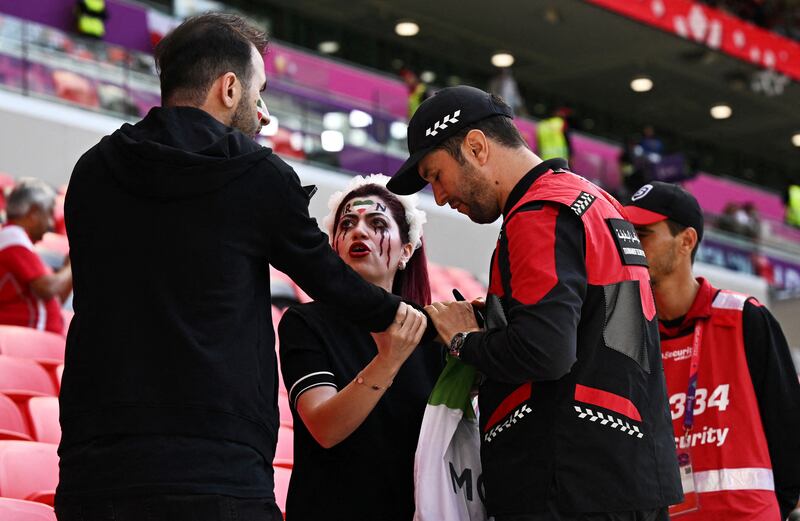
[427,356,477,419]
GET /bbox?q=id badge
[669,451,700,516]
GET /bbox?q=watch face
[450,332,466,357]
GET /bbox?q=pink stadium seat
[0,441,58,505]
[54,366,63,391]
[0,173,15,190]
[24,398,60,445]
[269,267,311,304]
[0,327,65,365]
[278,389,292,427]
[275,424,294,461]
[52,195,66,236]
[52,70,98,108]
[60,310,74,337]
[0,498,56,521]
[0,356,57,398]
[273,465,291,515]
[35,233,69,259]
[444,266,487,301]
[0,394,31,441]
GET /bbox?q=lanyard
[683,320,706,432]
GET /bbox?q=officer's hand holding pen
[424,289,483,345]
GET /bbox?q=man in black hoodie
[55,13,422,521]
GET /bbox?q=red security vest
[660,279,779,520]
[479,164,681,513]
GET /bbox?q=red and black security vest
[479,165,682,514]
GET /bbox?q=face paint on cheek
[385,229,392,270]
[375,226,385,257]
[334,224,348,254]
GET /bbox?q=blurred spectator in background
[0,178,71,333]
[742,202,762,239]
[718,201,761,239]
[488,68,526,116]
[399,68,431,118]
[639,124,664,157]
[536,106,572,162]
[786,182,800,229]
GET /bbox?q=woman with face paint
[278,174,442,521]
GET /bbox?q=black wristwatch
[449,331,470,358]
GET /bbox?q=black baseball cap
[387,85,513,195]
[624,181,704,241]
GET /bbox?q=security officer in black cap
[389,86,682,520]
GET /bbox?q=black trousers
[55,495,283,521]
[495,507,669,521]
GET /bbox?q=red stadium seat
[24,398,60,445]
[0,327,65,364]
[0,356,57,398]
[54,366,63,391]
[0,394,31,441]
[0,498,56,521]
[273,465,291,515]
[60,310,74,337]
[278,389,292,427]
[52,70,98,108]
[35,233,69,259]
[275,424,294,461]
[0,441,58,505]
[269,267,312,304]
[52,195,66,236]
[443,266,487,301]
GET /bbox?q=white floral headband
[322,174,427,250]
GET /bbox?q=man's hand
[424,301,481,345]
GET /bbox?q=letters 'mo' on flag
[414,357,491,521]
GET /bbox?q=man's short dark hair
[154,13,268,105]
[666,219,700,263]
[435,95,529,164]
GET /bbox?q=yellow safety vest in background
[787,185,800,228]
[77,0,106,38]
[537,116,569,161]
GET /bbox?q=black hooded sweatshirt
[56,107,400,500]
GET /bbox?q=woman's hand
[371,304,427,368]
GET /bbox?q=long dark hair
[332,184,431,306]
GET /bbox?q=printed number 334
[669,384,730,421]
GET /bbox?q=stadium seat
[269,267,311,306]
[0,356,57,398]
[0,441,58,505]
[0,394,31,441]
[54,366,63,390]
[52,195,66,236]
[278,388,292,427]
[35,233,69,259]
[273,465,291,515]
[0,498,56,521]
[52,70,98,108]
[60,310,74,337]
[0,327,66,364]
[275,424,294,461]
[24,398,60,445]
[444,266,487,300]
